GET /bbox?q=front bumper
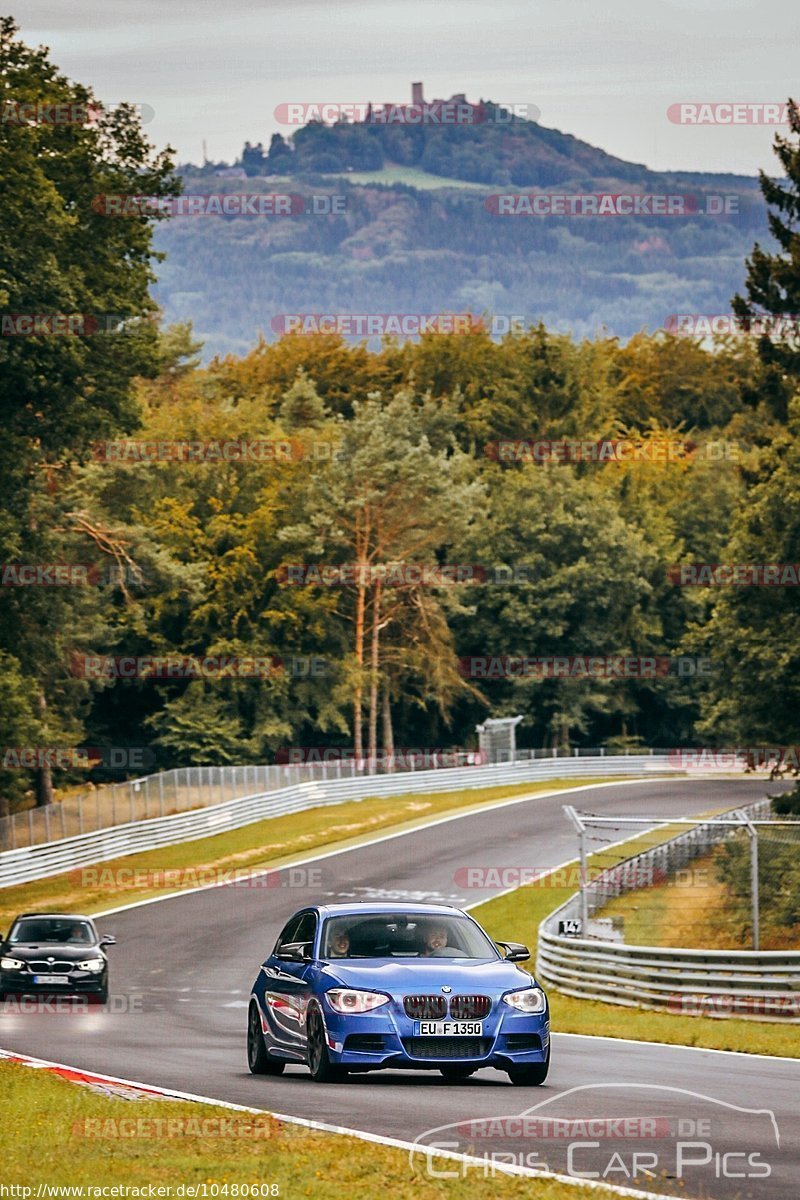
[0,970,107,997]
[320,999,549,1071]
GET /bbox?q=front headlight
[77,958,105,973]
[503,987,546,1013]
[1,957,24,971]
[326,989,390,1014]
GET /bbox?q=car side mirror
[100,934,116,947]
[497,940,530,962]
[276,942,312,963]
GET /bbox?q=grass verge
[471,818,800,1059]
[0,777,622,931]
[0,1059,630,1199]
[594,845,800,951]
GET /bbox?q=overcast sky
[16,0,799,175]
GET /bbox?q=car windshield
[321,913,499,959]
[8,918,95,946]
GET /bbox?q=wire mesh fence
[564,800,800,950]
[0,746,668,852]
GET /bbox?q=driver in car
[420,923,449,956]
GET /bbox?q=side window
[274,915,301,954]
[293,912,317,950]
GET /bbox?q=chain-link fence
[537,800,800,1017]
[563,800,800,950]
[0,746,670,852]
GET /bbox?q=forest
[1,18,799,816]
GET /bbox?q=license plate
[417,1021,483,1036]
[32,974,70,985]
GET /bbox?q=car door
[260,911,318,1057]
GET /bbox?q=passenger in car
[328,929,351,957]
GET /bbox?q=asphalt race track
[2,779,798,1199]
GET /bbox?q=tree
[694,397,800,744]
[455,464,662,749]
[732,98,800,416]
[0,19,179,805]
[281,391,484,757]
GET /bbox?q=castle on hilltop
[410,82,468,108]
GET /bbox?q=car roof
[315,902,464,917]
[11,913,95,922]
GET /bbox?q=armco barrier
[0,755,675,889]
[0,747,673,852]
[536,801,800,1020]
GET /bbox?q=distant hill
[155,94,768,360]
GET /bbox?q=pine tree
[732,98,800,415]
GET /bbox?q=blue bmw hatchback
[247,902,550,1085]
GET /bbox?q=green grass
[325,165,487,190]
[0,777,621,931]
[471,821,800,1059]
[0,1059,631,1198]
[594,844,800,952]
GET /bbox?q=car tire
[306,1006,347,1083]
[247,1001,286,1075]
[439,1066,476,1081]
[88,988,108,1006]
[508,1048,550,1086]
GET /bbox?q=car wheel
[88,988,108,1006]
[439,1066,476,1081]
[247,1001,285,1075]
[508,1048,550,1086]
[306,1006,347,1083]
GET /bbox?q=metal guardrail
[0,747,670,853]
[0,754,675,889]
[536,800,800,1020]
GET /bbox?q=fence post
[564,805,589,932]
[44,804,51,842]
[735,810,760,951]
[159,771,165,817]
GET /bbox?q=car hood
[2,943,101,963]
[320,958,536,992]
